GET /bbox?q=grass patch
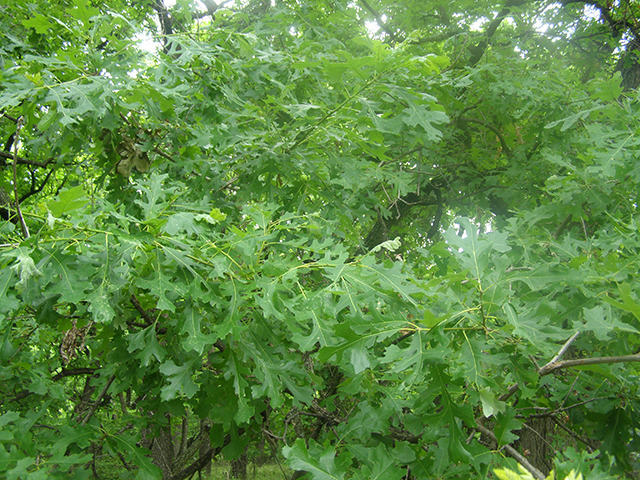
[90,455,291,480]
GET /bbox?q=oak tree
[1,0,640,479]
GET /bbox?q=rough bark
[515,417,555,475]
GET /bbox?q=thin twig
[52,367,97,381]
[153,147,174,162]
[552,416,596,453]
[527,396,610,418]
[12,117,29,238]
[177,413,189,458]
[92,453,102,479]
[116,450,133,470]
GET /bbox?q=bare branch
[539,353,640,376]
[547,331,580,365]
[177,413,189,458]
[552,416,597,453]
[52,368,97,381]
[468,0,528,66]
[153,147,174,162]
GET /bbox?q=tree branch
[546,331,580,365]
[130,294,156,326]
[166,430,231,480]
[458,116,512,157]
[468,0,528,66]
[358,0,402,43]
[53,367,97,381]
[552,416,597,452]
[177,414,189,459]
[471,331,639,478]
[538,352,640,376]
[152,0,174,53]
[19,167,56,204]
[81,374,116,426]
[0,151,52,167]
[12,117,29,238]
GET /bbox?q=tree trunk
[230,452,248,480]
[515,416,555,475]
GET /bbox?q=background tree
[1,1,640,479]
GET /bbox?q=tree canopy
[1,0,640,479]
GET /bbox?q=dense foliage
[1,0,640,479]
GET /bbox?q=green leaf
[290,293,336,350]
[503,303,567,349]
[494,466,536,480]
[370,236,401,253]
[134,173,174,221]
[86,286,116,323]
[48,186,88,217]
[401,103,448,141]
[582,305,639,341]
[106,431,162,480]
[159,358,200,400]
[348,443,406,480]
[42,248,93,303]
[318,322,373,373]
[493,407,523,446]
[127,325,166,366]
[0,264,20,320]
[22,14,53,34]
[137,259,187,312]
[51,425,94,455]
[181,300,218,354]
[9,249,41,290]
[162,212,201,236]
[544,106,604,131]
[601,283,640,321]
[479,387,506,418]
[283,439,347,480]
[67,0,100,26]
